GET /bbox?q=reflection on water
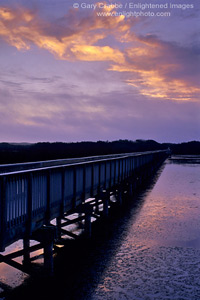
[1,156,200,299]
[90,156,200,300]
[169,155,200,164]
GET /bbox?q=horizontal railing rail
[0,151,166,175]
[0,150,168,251]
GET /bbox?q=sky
[0,0,199,143]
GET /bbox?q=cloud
[0,4,127,59]
[110,34,200,101]
[1,82,199,142]
[0,3,199,102]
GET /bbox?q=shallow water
[1,156,200,300]
[88,157,200,300]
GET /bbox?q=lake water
[1,156,200,300]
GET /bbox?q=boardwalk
[0,150,168,276]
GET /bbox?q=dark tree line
[0,140,199,164]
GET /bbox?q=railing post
[98,162,101,196]
[0,177,7,252]
[73,167,77,209]
[91,163,94,197]
[23,173,33,266]
[82,164,86,203]
[45,170,51,225]
[27,173,33,235]
[61,167,65,216]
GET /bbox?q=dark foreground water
[1,156,200,300]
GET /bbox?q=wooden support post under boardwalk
[32,226,56,277]
[128,183,133,197]
[132,176,137,191]
[23,237,31,266]
[78,212,84,229]
[43,226,55,277]
[84,204,93,238]
[103,191,109,217]
[44,238,54,277]
[56,217,62,239]
[95,197,100,214]
[117,186,123,206]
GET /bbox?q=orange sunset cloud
[0,4,199,102]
